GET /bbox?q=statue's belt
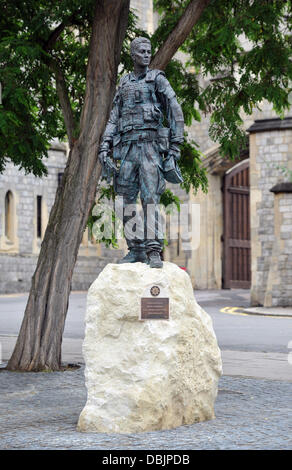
[120,130,158,144]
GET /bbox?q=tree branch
[49,58,76,148]
[150,0,211,70]
[79,0,130,142]
[45,23,68,51]
[44,9,82,51]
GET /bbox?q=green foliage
[0,0,95,174]
[154,0,292,160]
[160,188,181,212]
[0,2,152,175]
[4,0,291,177]
[179,135,208,194]
[87,186,121,249]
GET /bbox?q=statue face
[132,42,151,68]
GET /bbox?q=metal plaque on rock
[140,284,169,320]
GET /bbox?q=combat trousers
[114,139,165,254]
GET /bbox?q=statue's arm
[99,92,120,153]
[98,90,120,181]
[156,74,184,159]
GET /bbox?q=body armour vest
[117,69,164,134]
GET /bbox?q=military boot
[148,251,163,268]
[118,247,148,264]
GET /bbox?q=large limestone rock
[77,262,222,433]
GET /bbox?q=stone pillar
[264,183,292,307]
[248,118,292,306]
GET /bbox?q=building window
[5,190,14,242]
[37,195,42,238]
[0,189,18,253]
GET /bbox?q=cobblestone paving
[0,366,291,450]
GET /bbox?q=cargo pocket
[143,105,153,122]
[157,127,170,154]
[113,134,122,160]
[118,160,135,183]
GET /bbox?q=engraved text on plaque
[140,297,169,320]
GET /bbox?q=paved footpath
[0,365,291,450]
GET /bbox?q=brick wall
[263,186,292,307]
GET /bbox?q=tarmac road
[194,289,292,354]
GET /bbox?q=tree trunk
[6,0,130,371]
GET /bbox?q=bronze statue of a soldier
[99,37,184,268]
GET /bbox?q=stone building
[176,103,292,308]
[248,117,292,306]
[0,141,68,293]
[0,140,121,293]
[0,0,291,307]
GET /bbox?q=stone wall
[248,119,292,306]
[0,142,67,254]
[263,184,292,307]
[188,174,223,289]
[0,143,67,293]
[0,253,123,294]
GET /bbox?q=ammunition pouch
[112,134,122,160]
[157,127,170,154]
[118,104,163,134]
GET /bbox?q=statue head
[130,37,151,68]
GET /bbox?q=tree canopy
[0,1,139,172]
[2,0,291,186]
[154,0,292,155]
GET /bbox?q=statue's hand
[98,150,109,167]
[99,150,118,182]
[98,151,110,181]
